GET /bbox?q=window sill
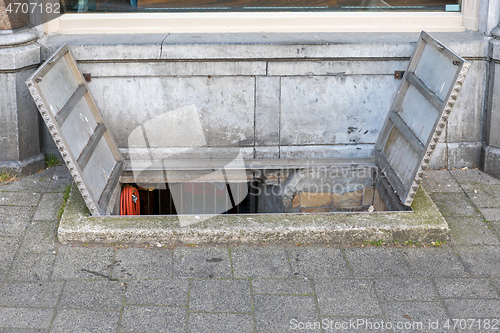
[46,11,465,34]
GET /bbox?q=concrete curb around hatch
[58,184,449,245]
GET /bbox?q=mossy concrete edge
[59,184,449,245]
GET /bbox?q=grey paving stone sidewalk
[0,166,499,332]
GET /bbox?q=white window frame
[45,0,479,34]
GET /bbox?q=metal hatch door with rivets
[374,31,470,207]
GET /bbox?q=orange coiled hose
[120,185,140,215]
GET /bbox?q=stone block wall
[483,30,500,178]
[39,32,490,169]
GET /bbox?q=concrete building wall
[38,32,490,169]
[483,30,500,178]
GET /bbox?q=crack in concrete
[81,268,118,281]
[159,34,170,59]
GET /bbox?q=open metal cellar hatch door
[26,32,469,217]
[375,32,470,206]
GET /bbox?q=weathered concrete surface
[89,76,255,148]
[447,61,488,144]
[428,142,447,169]
[479,0,500,35]
[255,77,280,146]
[450,167,500,185]
[120,147,255,161]
[491,35,500,62]
[39,33,168,61]
[445,216,500,245]
[484,146,500,179]
[1,167,500,332]
[429,59,488,169]
[486,53,500,150]
[0,37,44,175]
[0,29,38,48]
[280,76,399,146]
[447,142,483,169]
[78,61,266,77]
[0,42,40,70]
[278,145,374,159]
[421,170,462,193]
[58,185,448,245]
[255,146,280,159]
[267,60,409,76]
[484,37,500,179]
[161,32,489,60]
[40,32,490,61]
[482,208,500,221]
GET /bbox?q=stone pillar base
[483,146,500,179]
[0,28,42,177]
